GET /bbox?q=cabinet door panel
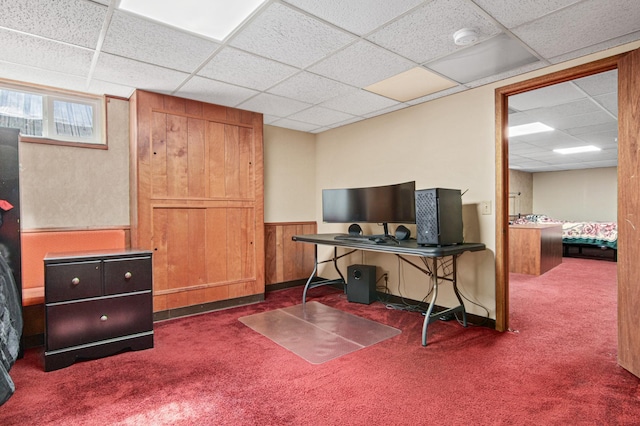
[208,121,225,198]
[227,207,255,281]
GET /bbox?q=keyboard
[334,235,396,244]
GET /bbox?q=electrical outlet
[481,201,492,215]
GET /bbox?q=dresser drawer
[45,260,102,303]
[104,256,152,295]
[46,292,152,351]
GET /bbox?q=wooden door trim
[494,54,623,332]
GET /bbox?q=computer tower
[347,264,377,304]
[415,188,463,246]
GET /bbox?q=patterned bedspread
[512,214,618,249]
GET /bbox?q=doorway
[494,48,640,378]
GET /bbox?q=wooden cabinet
[265,222,317,285]
[129,91,264,313]
[509,224,562,275]
[44,249,153,371]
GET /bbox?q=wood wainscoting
[265,222,316,286]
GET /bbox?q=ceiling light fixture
[508,122,554,137]
[553,145,601,155]
[118,0,266,41]
[453,28,479,46]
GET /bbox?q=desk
[292,234,485,346]
[509,224,562,275]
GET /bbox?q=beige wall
[509,169,533,216]
[533,167,617,221]
[263,125,316,222]
[20,97,130,229]
[314,86,497,316]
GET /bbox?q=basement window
[0,83,105,148]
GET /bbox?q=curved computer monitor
[322,181,416,234]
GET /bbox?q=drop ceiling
[509,69,619,173]
[1,0,639,171]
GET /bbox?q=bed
[511,214,618,261]
[0,253,22,405]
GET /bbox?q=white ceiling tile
[0,29,93,76]
[367,0,501,63]
[0,0,106,48]
[507,111,535,127]
[576,130,618,149]
[267,72,357,104]
[102,11,220,73]
[463,60,546,88]
[327,116,364,128]
[308,40,416,87]
[511,131,580,147]
[509,142,547,155]
[198,48,299,91]
[229,2,355,68]
[287,106,356,127]
[320,90,400,116]
[549,30,640,64]
[593,93,618,117]
[472,0,581,28]
[405,85,466,105]
[363,103,410,119]
[237,92,312,117]
[573,69,618,96]
[565,121,618,136]
[269,118,321,133]
[523,99,602,123]
[263,115,281,125]
[282,0,425,35]
[426,34,539,84]
[92,53,189,94]
[582,160,618,168]
[174,76,259,108]
[508,81,586,110]
[512,0,640,58]
[573,149,618,161]
[87,78,136,98]
[0,60,90,93]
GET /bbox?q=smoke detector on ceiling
[453,28,479,46]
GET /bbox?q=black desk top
[292,234,485,257]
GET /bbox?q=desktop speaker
[348,223,363,235]
[395,225,411,240]
[347,264,377,304]
[415,188,463,246]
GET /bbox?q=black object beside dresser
[44,249,153,371]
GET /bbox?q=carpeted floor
[1,257,638,425]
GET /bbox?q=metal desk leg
[302,245,319,305]
[302,246,345,304]
[422,257,438,346]
[451,256,467,327]
[422,255,467,346]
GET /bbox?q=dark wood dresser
[44,249,153,371]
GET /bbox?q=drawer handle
[124,272,132,280]
[100,315,108,321]
[71,277,80,286]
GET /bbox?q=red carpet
[1,258,639,425]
